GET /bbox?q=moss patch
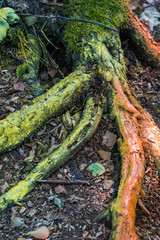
[64,0,128,53]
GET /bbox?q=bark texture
[0,71,91,153]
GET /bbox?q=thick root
[107,79,145,240]
[0,70,91,153]
[127,8,160,66]
[0,96,102,213]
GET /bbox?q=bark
[0,70,91,153]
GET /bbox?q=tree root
[0,70,91,153]
[126,7,160,66]
[0,3,160,238]
[0,96,102,213]
[96,31,160,238]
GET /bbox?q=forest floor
[0,0,160,239]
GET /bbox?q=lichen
[63,0,128,53]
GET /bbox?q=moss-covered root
[127,7,160,66]
[0,96,102,213]
[0,71,91,153]
[21,34,44,97]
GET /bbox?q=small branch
[56,15,118,32]
[18,13,118,32]
[137,198,151,219]
[36,179,90,185]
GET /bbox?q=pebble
[79,163,87,171]
[82,225,87,231]
[28,208,37,217]
[20,206,26,214]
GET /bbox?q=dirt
[0,1,160,240]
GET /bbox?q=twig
[36,179,90,185]
[56,15,118,32]
[137,198,151,219]
[18,13,118,32]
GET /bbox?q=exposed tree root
[0,2,160,239]
[0,96,102,213]
[95,32,159,239]
[0,71,91,153]
[126,7,160,66]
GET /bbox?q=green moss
[63,0,128,53]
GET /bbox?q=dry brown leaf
[97,150,111,162]
[102,130,117,150]
[48,67,58,78]
[25,140,38,147]
[14,82,27,91]
[137,198,151,219]
[82,231,89,238]
[0,181,9,193]
[55,185,67,194]
[25,226,49,239]
[103,179,114,190]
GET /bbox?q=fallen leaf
[25,226,49,239]
[23,16,37,26]
[82,231,89,238]
[14,82,27,91]
[102,130,117,150]
[55,185,67,194]
[25,140,37,147]
[48,67,58,78]
[46,143,61,156]
[54,197,64,209]
[137,198,151,218]
[0,113,8,120]
[97,150,111,162]
[11,216,24,227]
[140,7,160,31]
[103,179,114,190]
[0,181,9,193]
[88,163,105,177]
